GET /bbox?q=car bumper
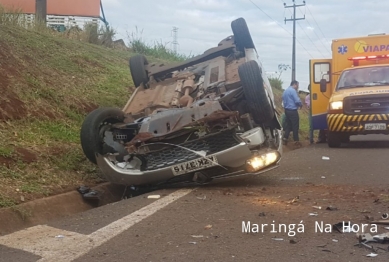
[96,131,282,186]
[327,113,389,133]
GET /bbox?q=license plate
[365,123,387,130]
[171,156,218,176]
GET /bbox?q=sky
[101,0,388,91]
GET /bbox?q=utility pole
[172,27,178,54]
[35,0,47,23]
[284,0,305,82]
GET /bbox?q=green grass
[0,195,16,208]
[0,146,13,157]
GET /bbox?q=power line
[296,20,326,57]
[306,5,330,48]
[248,0,314,59]
[298,8,331,55]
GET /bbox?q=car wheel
[238,60,275,124]
[80,107,125,164]
[327,132,342,148]
[341,134,350,143]
[231,17,255,51]
[129,54,149,88]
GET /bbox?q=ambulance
[309,33,389,147]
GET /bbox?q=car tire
[341,134,350,143]
[327,132,342,148]
[80,107,125,164]
[129,54,149,88]
[238,60,274,124]
[231,17,255,51]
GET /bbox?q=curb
[0,183,125,236]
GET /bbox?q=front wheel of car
[231,17,255,52]
[238,60,274,124]
[80,107,125,164]
[327,132,342,148]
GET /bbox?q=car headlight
[246,150,281,172]
[330,101,343,110]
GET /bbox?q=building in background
[0,0,107,31]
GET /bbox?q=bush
[268,77,283,90]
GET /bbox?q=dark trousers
[283,109,299,141]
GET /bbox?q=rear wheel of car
[231,17,255,51]
[80,107,125,164]
[238,60,274,124]
[129,54,149,88]
[327,132,342,148]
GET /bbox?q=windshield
[337,66,389,90]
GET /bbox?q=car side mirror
[320,79,327,93]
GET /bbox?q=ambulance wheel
[327,132,342,148]
[341,134,350,143]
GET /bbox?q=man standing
[282,80,302,146]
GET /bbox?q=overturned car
[80,18,282,187]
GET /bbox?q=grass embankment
[0,24,134,207]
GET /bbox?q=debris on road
[147,195,161,199]
[312,206,322,210]
[366,253,378,257]
[289,239,297,244]
[77,185,90,195]
[321,176,326,179]
[309,212,318,216]
[82,190,102,200]
[322,156,330,160]
[272,238,284,241]
[196,196,206,200]
[258,212,266,217]
[382,213,389,220]
[77,185,103,200]
[371,232,389,243]
[189,242,197,245]
[332,239,339,243]
[332,221,353,233]
[358,233,377,244]
[204,225,212,230]
[384,227,389,230]
[287,196,299,204]
[326,206,338,211]
[191,235,204,238]
[55,235,64,239]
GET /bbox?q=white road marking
[0,189,193,261]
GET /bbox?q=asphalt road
[1,135,389,262]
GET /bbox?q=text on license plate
[364,123,387,130]
[172,156,218,176]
